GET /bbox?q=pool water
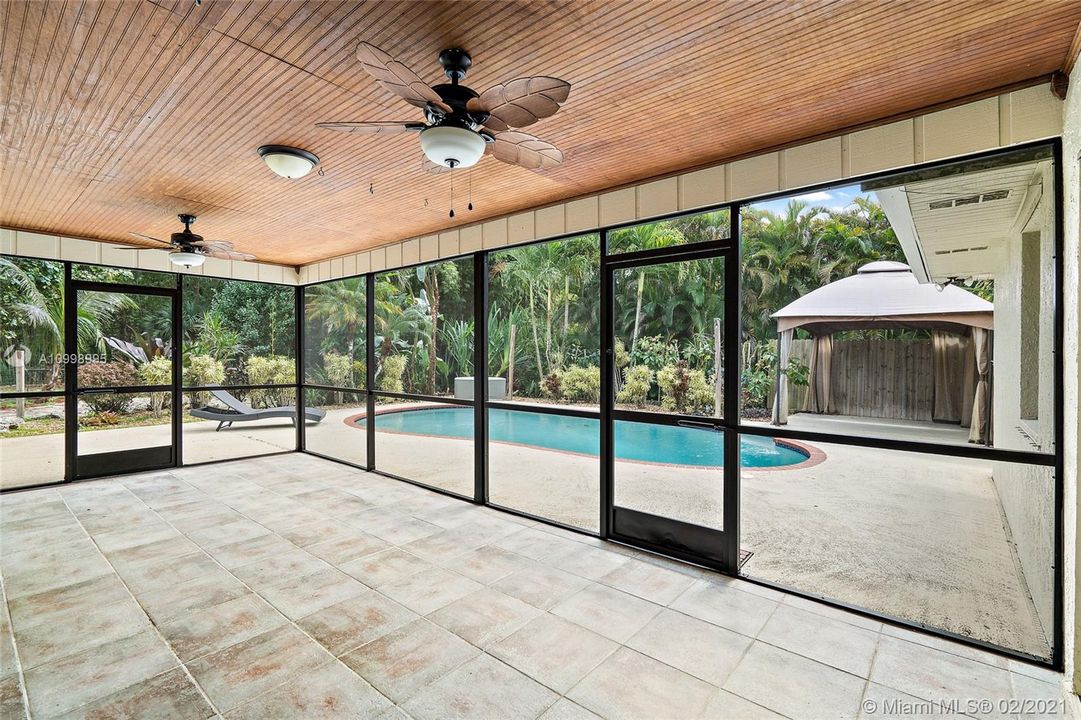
[359,407,807,468]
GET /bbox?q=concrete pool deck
[0,404,1050,658]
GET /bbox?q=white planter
[454,377,507,400]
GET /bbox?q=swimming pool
[357,406,810,468]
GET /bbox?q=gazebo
[770,261,994,444]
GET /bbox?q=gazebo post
[771,330,782,426]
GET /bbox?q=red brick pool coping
[340,404,827,472]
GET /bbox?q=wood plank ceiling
[1,0,1078,267]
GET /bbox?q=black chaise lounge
[191,388,327,431]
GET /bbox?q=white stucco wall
[0,229,300,286]
[992,169,1058,649]
[1061,53,1081,708]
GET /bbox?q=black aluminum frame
[294,138,1064,670]
[68,279,178,480]
[0,257,302,487]
[2,139,1059,669]
[603,247,737,563]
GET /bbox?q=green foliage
[616,365,653,406]
[183,354,225,407]
[190,311,245,362]
[560,365,600,403]
[78,362,136,414]
[613,339,630,369]
[184,354,225,387]
[0,257,132,390]
[657,361,712,414]
[372,258,472,395]
[138,357,173,413]
[541,372,562,400]
[184,277,294,383]
[740,342,811,410]
[440,320,474,379]
[378,354,406,393]
[631,336,678,371]
[245,355,294,407]
[323,351,354,388]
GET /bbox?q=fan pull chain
[449,171,455,218]
[468,168,473,211]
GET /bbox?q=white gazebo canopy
[770,261,994,444]
[772,261,993,335]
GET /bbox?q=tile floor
[0,453,1066,719]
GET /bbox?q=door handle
[677,419,719,430]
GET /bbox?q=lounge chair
[191,388,326,431]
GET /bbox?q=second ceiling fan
[317,43,570,173]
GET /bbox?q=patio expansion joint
[0,574,33,720]
[53,483,225,719]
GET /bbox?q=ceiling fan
[130,214,256,268]
[317,43,570,174]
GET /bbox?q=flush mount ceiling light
[257,145,320,178]
[419,125,487,169]
[168,251,206,268]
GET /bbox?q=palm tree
[306,277,366,361]
[607,222,685,355]
[503,243,562,378]
[1,258,131,389]
[740,201,828,341]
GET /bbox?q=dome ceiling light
[257,145,320,179]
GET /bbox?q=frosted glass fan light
[419,126,486,168]
[168,251,206,268]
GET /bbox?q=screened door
[603,248,740,570]
[72,282,177,478]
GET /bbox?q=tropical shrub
[657,361,712,414]
[247,355,295,407]
[190,310,245,362]
[632,335,678,371]
[184,354,225,387]
[183,354,225,407]
[79,361,136,414]
[247,355,295,386]
[541,372,562,400]
[561,365,600,403]
[323,352,353,388]
[137,357,172,413]
[616,365,653,406]
[613,339,630,369]
[378,355,406,393]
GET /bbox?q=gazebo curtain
[771,330,793,424]
[969,328,992,444]
[931,331,977,425]
[808,335,833,413]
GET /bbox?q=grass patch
[3,411,209,438]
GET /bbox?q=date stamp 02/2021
[862,697,1064,716]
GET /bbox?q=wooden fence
[784,337,946,422]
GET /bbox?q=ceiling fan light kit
[419,125,486,168]
[317,42,570,181]
[130,214,258,265]
[257,145,320,178]
[169,250,206,268]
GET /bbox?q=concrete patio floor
[0,453,1065,719]
[0,407,1052,657]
